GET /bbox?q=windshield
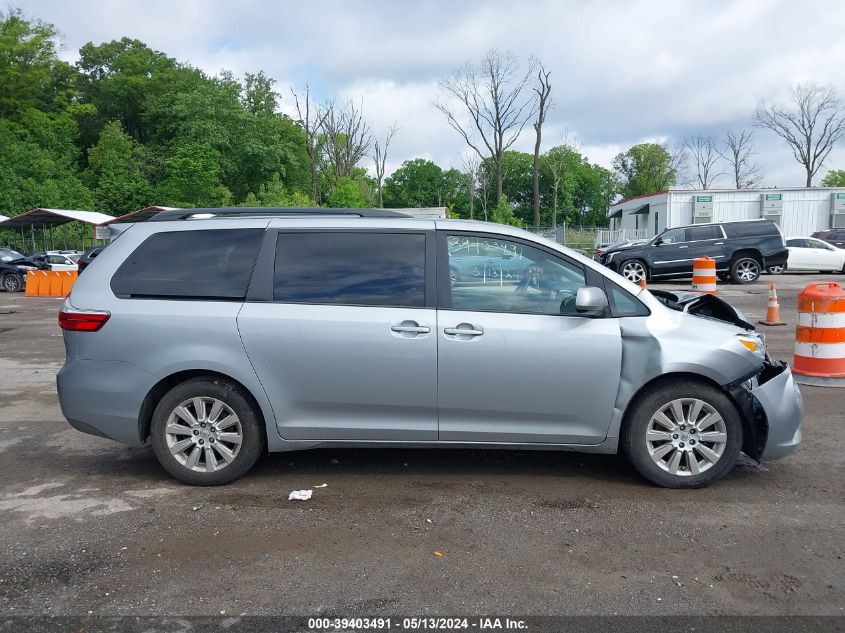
[1,249,24,262]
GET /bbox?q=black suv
[598,220,787,284]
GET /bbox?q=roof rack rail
[147,207,412,222]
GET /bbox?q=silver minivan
[57,208,802,488]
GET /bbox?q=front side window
[659,228,687,244]
[273,232,425,307]
[786,239,807,248]
[445,234,585,315]
[111,229,263,299]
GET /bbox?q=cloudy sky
[22,0,845,186]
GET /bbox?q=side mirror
[575,286,609,317]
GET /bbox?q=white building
[606,187,845,241]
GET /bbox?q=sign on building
[693,195,713,224]
[761,193,783,225]
[832,192,845,229]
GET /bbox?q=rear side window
[111,229,263,299]
[273,232,426,307]
[688,226,720,241]
[723,222,778,238]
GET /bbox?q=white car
[783,237,845,273]
[43,253,79,271]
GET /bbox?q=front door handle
[444,324,484,337]
[391,321,430,337]
[678,245,688,249]
[715,242,724,245]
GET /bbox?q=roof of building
[101,206,180,225]
[0,208,115,229]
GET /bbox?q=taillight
[58,305,110,332]
[76,259,83,266]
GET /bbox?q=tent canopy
[102,206,179,225]
[0,208,115,229]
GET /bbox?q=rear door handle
[715,242,724,245]
[444,324,484,337]
[678,245,688,249]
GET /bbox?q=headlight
[16,265,36,271]
[736,332,765,359]
[605,252,616,262]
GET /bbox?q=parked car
[76,246,104,273]
[57,208,802,488]
[811,229,845,249]
[33,252,79,271]
[0,248,45,292]
[597,220,787,284]
[783,237,845,273]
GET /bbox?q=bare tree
[531,65,552,227]
[477,160,492,221]
[371,123,398,208]
[321,98,372,181]
[755,83,845,186]
[718,130,763,188]
[435,50,538,203]
[291,84,329,202]
[544,132,579,228]
[683,135,723,189]
[460,153,480,219]
[668,143,690,188]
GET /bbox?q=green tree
[822,170,845,187]
[156,143,231,208]
[612,143,678,199]
[490,195,522,227]
[383,159,447,208]
[326,176,368,208]
[240,173,317,207]
[85,121,152,214]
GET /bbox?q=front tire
[619,259,648,283]
[621,379,742,488]
[730,257,761,284]
[2,273,22,292]
[150,377,264,485]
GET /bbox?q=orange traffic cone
[639,277,647,289]
[758,282,786,326]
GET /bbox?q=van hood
[649,289,755,331]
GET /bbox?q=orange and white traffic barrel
[691,257,717,295]
[793,281,845,386]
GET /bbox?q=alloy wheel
[621,261,646,283]
[767,265,785,274]
[164,397,243,473]
[645,398,727,476]
[3,275,21,292]
[736,260,760,282]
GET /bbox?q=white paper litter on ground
[314,483,328,488]
[288,490,313,501]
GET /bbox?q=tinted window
[723,221,779,238]
[273,232,425,307]
[688,226,719,241]
[111,229,263,299]
[786,239,807,248]
[446,234,585,315]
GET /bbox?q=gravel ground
[0,273,843,617]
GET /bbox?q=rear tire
[730,257,761,284]
[766,265,785,274]
[150,377,264,486]
[621,379,743,488]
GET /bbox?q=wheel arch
[618,371,760,459]
[138,369,268,445]
[731,248,763,265]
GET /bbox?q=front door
[238,230,438,441]
[650,228,690,276]
[437,232,622,445]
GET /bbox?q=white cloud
[21,0,845,185]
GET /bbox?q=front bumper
[750,362,803,460]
